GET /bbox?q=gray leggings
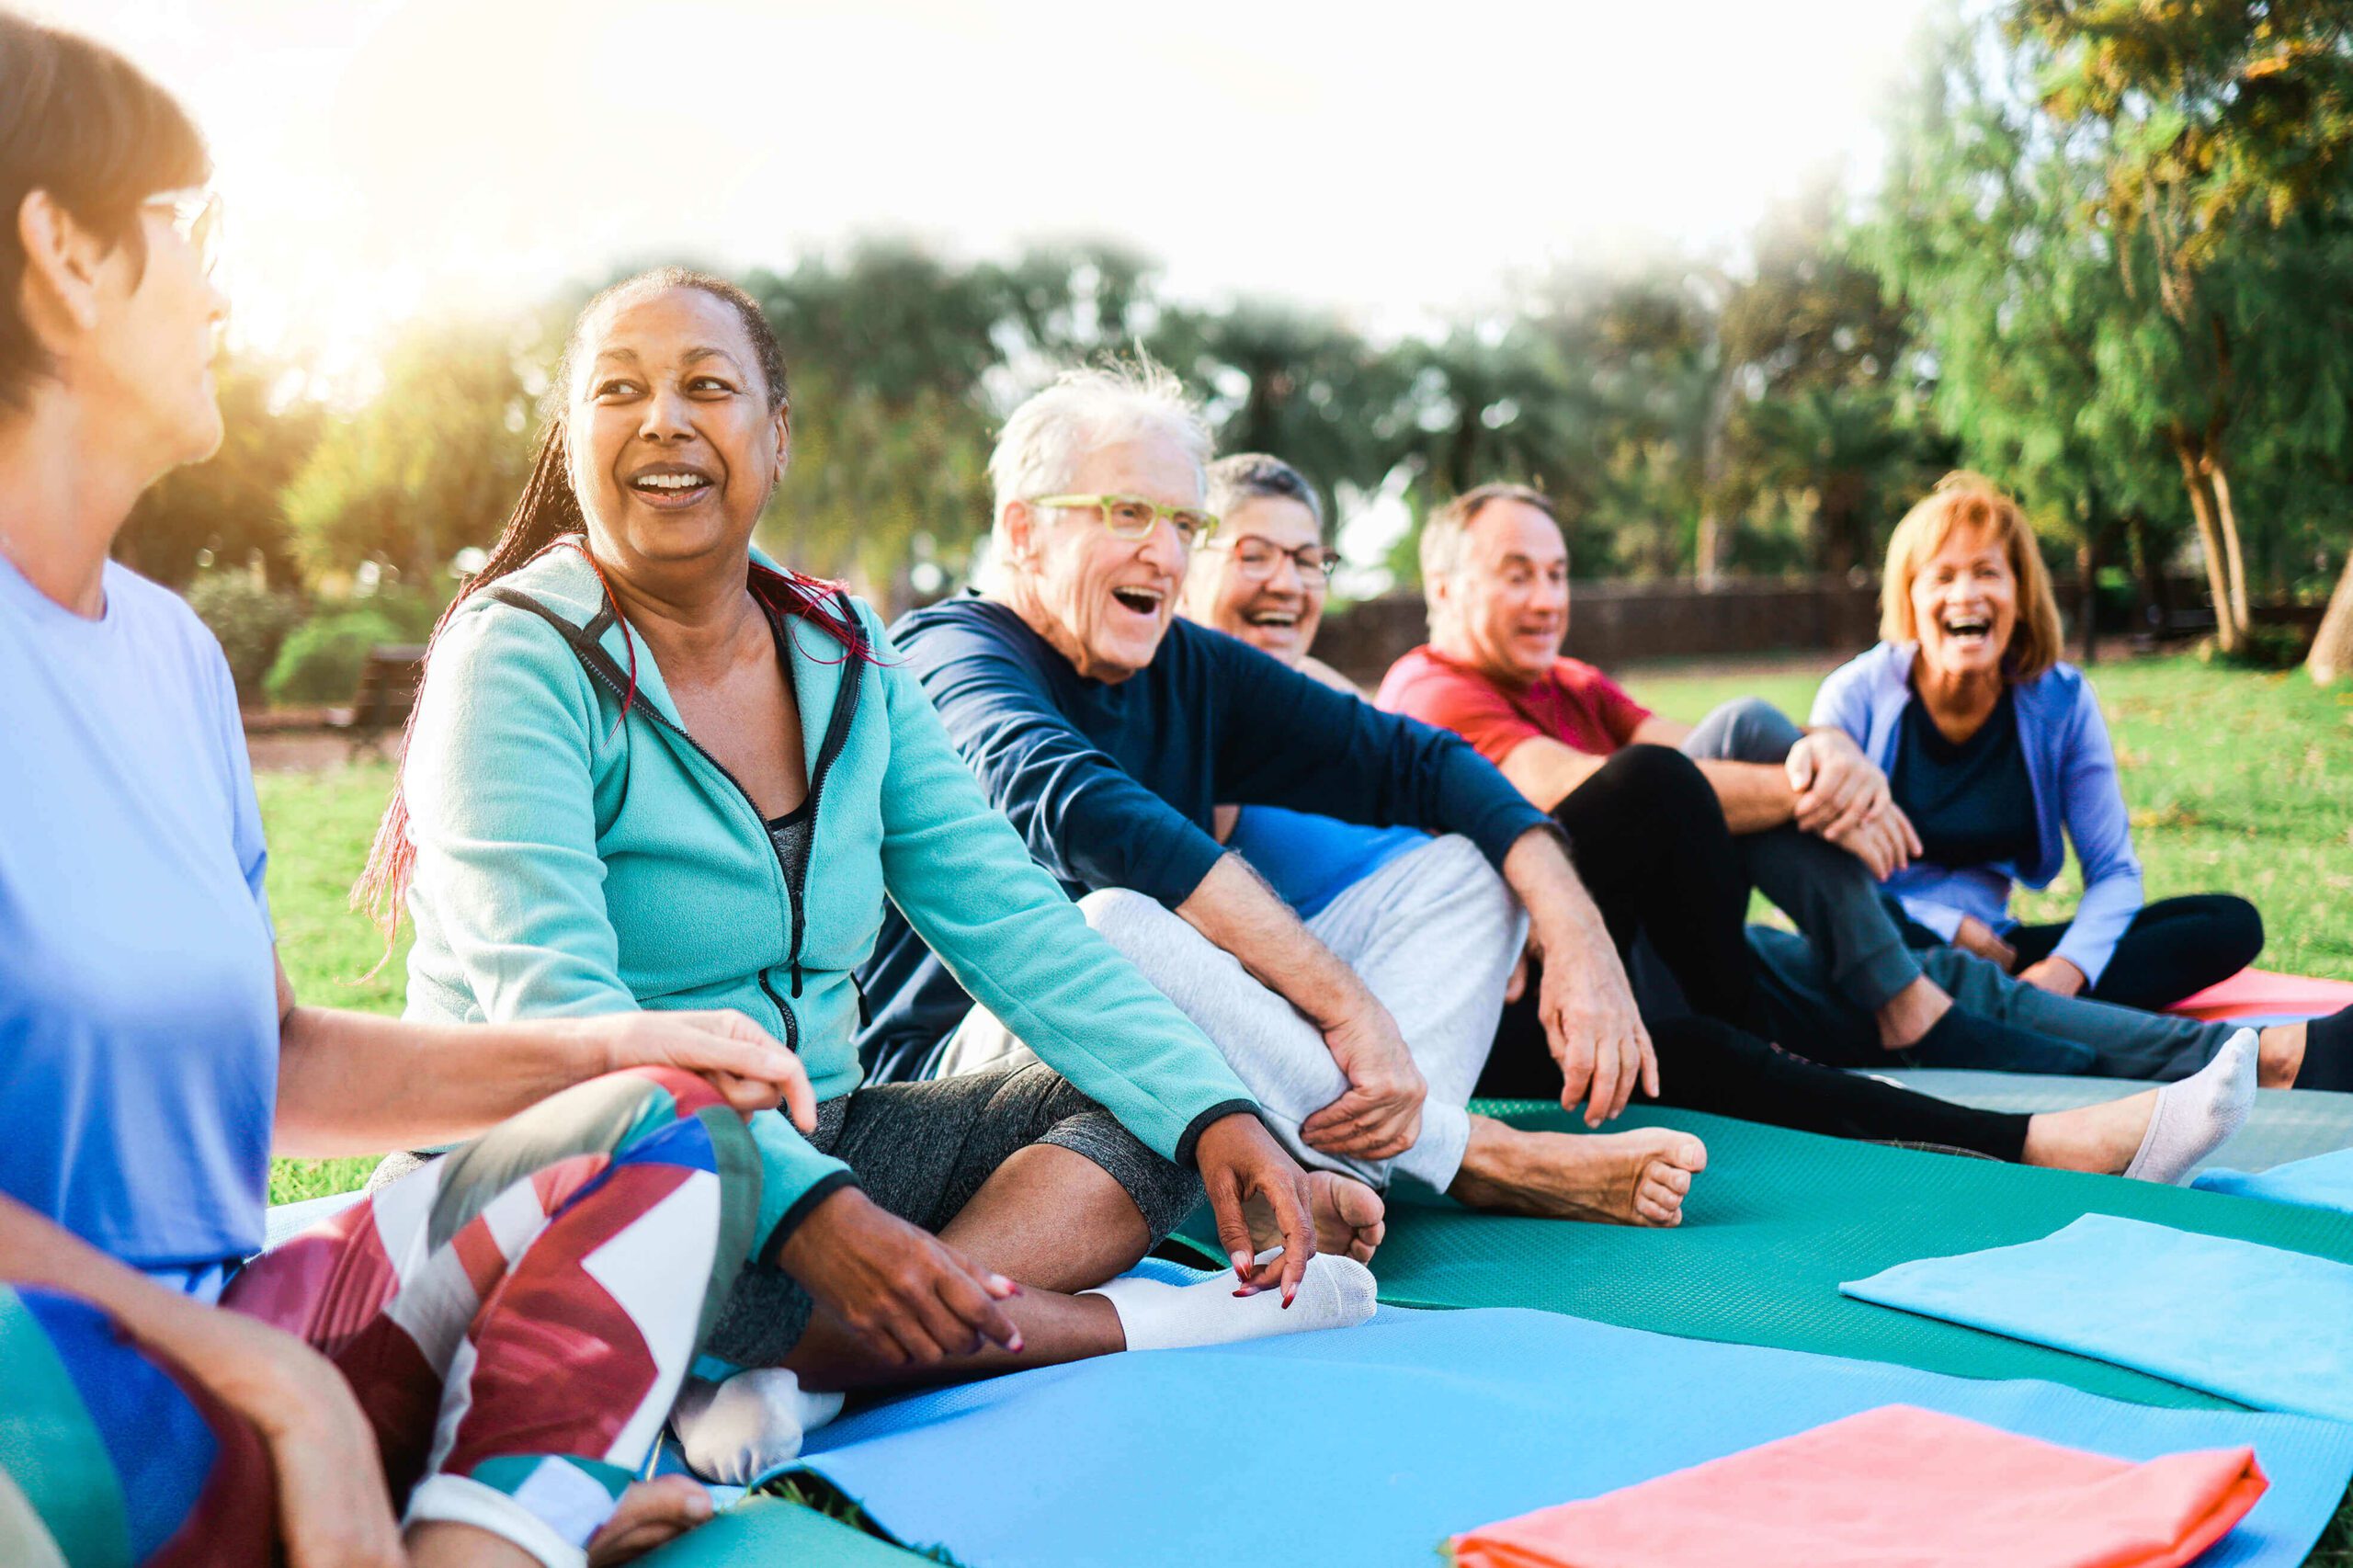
[704,1061,1201,1369]
[1685,699,2230,1079]
[938,834,1524,1193]
[1678,698,1926,1013]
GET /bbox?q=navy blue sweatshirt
[855,593,1553,1081]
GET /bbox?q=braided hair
[355,267,871,940]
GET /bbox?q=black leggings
[2006,893,2264,1012]
[1479,995,2033,1162]
[1519,745,2032,1161]
[1550,745,1764,1029]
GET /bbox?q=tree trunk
[2077,535,2099,665]
[2172,436,2242,653]
[2204,458,2253,633]
[2308,551,2353,684]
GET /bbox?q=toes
[1647,1162,1693,1197]
[1669,1133,1709,1172]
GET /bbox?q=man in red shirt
[1379,483,2100,1074]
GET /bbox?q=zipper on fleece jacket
[482,585,864,1048]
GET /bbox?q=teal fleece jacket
[399,545,1258,1256]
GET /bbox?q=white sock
[2125,1028,2258,1185]
[670,1368,845,1486]
[1082,1252,1377,1352]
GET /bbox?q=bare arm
[1173,855,1426,1160]
[271,959,815,1159]
[1497,734,1610,813]
[1498,827,1657,1123]
[0,1195,407,1567]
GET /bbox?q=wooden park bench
[326,642,426,757]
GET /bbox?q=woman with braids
[358,264,1369,1483]
[0,16,821,1568]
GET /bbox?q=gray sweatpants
[1678,698,1924,1012]
[1746,926,2231,1078]
[1681,698,2232,1079]
[936,834,1524,1192]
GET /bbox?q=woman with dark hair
[0,15,822,1568]
[361,265,1367,1481]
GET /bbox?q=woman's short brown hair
[0,12,209,410]
[1879,472,2065,684]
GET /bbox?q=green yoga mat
[1182,1101,2353,1411]
[640,1494,937,1566]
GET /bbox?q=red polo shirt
[1376,644,1653,767]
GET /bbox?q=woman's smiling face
[566,284,786,572]
[1910,518,2019,682]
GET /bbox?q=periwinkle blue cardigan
[1810,641,2144,986]
[398,546,1257,1258]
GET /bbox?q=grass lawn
[251,653,2353,1562]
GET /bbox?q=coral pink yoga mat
[1448,1404,2268,1568]
[2170,968,2353,1024]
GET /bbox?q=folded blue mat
[2195,1148,2353,1214]
[1843,1213,2353,1423]
[774,1294,2353,1568]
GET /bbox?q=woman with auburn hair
[358,263,1370,1484]
[1813,473,2285,1028]
[0,15,824,1568]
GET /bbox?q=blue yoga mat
[1844,1214,2353,1423]
[2195,1148,2353,1214]
[782,1290,2353,1568]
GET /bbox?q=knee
[1077,886,1170,955]
[2209,894,2266,969]
[1590,744,1718,824]
[1711,697,1803,762]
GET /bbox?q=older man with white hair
[857,365,1710,1244]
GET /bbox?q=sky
[72,0,1941,371]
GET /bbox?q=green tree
[280,317,549,587]
[2018,0,2353,655]
[115,354,319,588]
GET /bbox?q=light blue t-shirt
[0,554,278,1282]
[1225,805,1426,919]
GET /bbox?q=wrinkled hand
[1538,941,1658,1127]
[2018,955,2087,997]
[1824,802,1922,880]
[1503,928,1540,1004]
[169,1307,405,1568]
[585,1009,818,1129]
[1953,915,2019,971]
[1787,731,1892,840]
[1300,996,1425,1162]
[1194,1112,1318,1302]
[775,1187,1021,1368]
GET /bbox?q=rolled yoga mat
[641,1301,2353,1568]
[1866,1074,2353,1176]
[1176,1102,2353,1409]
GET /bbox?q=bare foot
[1247,1171,1386,1263]
[587,1475,719,1566]
[1448,1115,1708,1226]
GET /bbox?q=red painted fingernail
[1008,1336,1024,1353]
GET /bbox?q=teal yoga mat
[1178,1102,2353,1409]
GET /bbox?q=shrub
[265,608,405,705]
[183,572,304,699]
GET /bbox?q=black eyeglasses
[1207,537,1340,583]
